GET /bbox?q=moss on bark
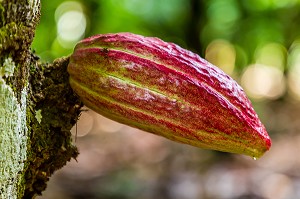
[24,57,82,198]
[0,1,83,198]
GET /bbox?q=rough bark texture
[0,1,82,198]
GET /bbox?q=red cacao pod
[67,32,271,158]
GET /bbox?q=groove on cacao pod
[68,33,271,158]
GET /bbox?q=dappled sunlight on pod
[241,64,286,100]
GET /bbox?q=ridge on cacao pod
[67,32,271,158]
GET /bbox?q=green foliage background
[33,1,300,199]
[33,0,300,69]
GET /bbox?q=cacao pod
[68,32,271,158]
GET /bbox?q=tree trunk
[0,1,81,198]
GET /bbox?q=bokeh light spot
[254,43,287,71]
[287,39,300,100]
[207,0,240,28]
[243,0,298,11]
[94,114,124,133]
[205,39,236,75]
[55,1,87,48]
[241,64,285,100]
[71,110,94,137]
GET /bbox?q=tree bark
[0,1,81,198]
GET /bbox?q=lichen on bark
[0,58,28,199]
[0,0,82,198]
